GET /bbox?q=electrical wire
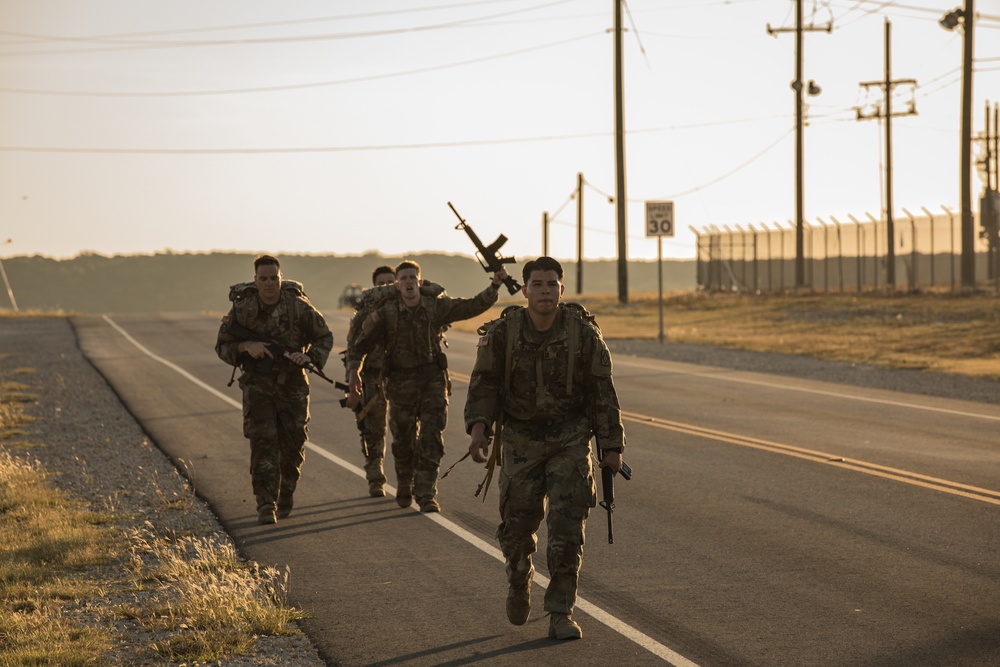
[0,32,603,97]
[0,0,580,57]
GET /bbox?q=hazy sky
[1,0,999,263]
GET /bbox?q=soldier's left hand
[492,268,508,287]
[288,351,310,367]
[599,450,622,476]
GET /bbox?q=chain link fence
[694,207,1000,293]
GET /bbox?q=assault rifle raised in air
[223,319,334,384]
[448,201,522,295]
[599,449,633,545]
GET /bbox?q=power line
[0,0,579,57]
[0,32,604,97]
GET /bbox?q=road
[73,311,1000,667]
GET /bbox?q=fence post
[921,206,936,288]
[815,217,829,294]
[830,215,846,293]
[690,226,702,290]
[773,222,786,292]
[902,207,918,291]
[849,214,865,291]
[942,205,956,293]
[866,212,881,291]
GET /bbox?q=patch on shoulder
[477,336,489,347]
[600,349,611,366]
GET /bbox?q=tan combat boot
[548,613,582,640]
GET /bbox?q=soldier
[465,256,625,640]
[216,255,334,525]
[350,264,396,497]
[346,259,507,513]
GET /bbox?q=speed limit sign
[645,200,675,237]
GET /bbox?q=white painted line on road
[103,316,699,667]
[616,356,1000,422]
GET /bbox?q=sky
[0,0,999,264]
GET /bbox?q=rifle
[335,380,372,455]
[598,449,632,544]
[448,202,522,295]
[223,319,334,384]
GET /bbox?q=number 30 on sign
[645,200,675,237]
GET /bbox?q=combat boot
[418,496,440,513]
[548,613,582,640]
[369,482,385,498]
[396,480,413,508]
[256,496,277,525]
[276,489,293,519]
[506,584,530,625]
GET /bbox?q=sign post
[645,201,675,343]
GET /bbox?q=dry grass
[452,291,1000,379]
[0,365,308,665]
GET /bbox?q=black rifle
[599,450,632,545]
[448,202,522,295]
[224,319,334,384]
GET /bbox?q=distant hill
[0,252,695,314]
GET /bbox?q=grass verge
[0,362,308,665]
[452,291,1000,379]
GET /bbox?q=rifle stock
[448,201,523,295]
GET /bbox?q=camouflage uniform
[216,281,333,516]
[347,283,498,506]
[346,314,389,489]
[465,304,625,615]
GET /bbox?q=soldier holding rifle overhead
[465,256,626,640]
[346,259,507,513]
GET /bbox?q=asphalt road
[73,312,1000,667]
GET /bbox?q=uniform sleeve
[215,306,242,366]
[301,301,334,370]
[437,283,499,327]
[582,325,626,452]
[345,306,386,372]
[464,320,505,434]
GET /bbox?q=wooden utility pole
[959,0,976,289]
[767,1,831,289]
[541,211,549,257]
[855,18,917,292]
[576,172,584,294]
[613,0,628,304]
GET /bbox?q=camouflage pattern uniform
[347,283,499,506]
[465,304,625,615]
[346,312,389,490]
[216,281,333,516]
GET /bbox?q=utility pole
[940,2,976,289]
[767,0,831,290]
[541,211,549,256]
[855,18,917,292]
[576,172,584,294]
[613,0,628,304]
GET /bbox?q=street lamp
[940,2,976,289]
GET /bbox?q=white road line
[102,315,699,666]
[616,357,1000,422]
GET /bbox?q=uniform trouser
[359,370,387,486]
[384,366,448,502]
[241,381,309,509]
[496,432,596,614]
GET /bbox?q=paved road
[73,312,1000,667]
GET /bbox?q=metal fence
[694,207,1000,293]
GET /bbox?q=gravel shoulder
[606,339,1000,406]
[0,317,326,667]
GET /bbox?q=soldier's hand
[240,341,272,360]
[469,422,491,463]
[492,269,508,287]
[599,450,623,476]
[346,372,363,410]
